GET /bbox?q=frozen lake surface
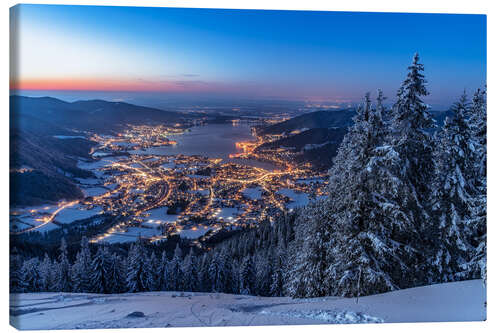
[129,123,277,171]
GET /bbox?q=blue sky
[10,4,486,107]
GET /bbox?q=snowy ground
[98,226,162,244]
[179,225,214,239]
[213,207,239,221]
[10,280,485,330]
[278,188,310,209]
[55,205,103,224]
[142,207,179,226]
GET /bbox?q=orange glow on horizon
[10,78,217,92]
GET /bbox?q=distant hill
[259,108,452,137]
[257,127,347,152]
[10,126,94,206]
[257,108,453,170]
[255,110,355,170]
[10,95,194,134]
[257,127,348,170]
[257,110,356,136]
[10,95,204,205]
[10,95,197,206]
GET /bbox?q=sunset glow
[10,77,236,92]
[10,4,486,106]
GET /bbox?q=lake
[129,123,278,171]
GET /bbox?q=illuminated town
[10,122,329,247]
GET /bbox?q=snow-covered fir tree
[39,253,54,292]
[239,255,256,295]
[197,253,211,292]
[107,253,125,293]
[20,257,42,292]
[168,244,184,291]
[255,251,273,296]
[326,93,417,296]
[430,92,477,282]
[285,200,333,297]
[182,248,198,291]
[270,240,287,296]
[376,88,390,126]
[466,88,487,281]
[391,53,435,213]
[90,246,112,293]
[148,252,159,291]
[126,240,154,292]
[54,238,72,292]
[387,53,436,286]
[469,88,487,178]
[158,251,170,291]
[10,247,23,293]
[71,236,92,292]
[231,261,241,293]
[208,252,223,292]
[218,251,234,293]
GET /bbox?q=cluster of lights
[12,123,329,246]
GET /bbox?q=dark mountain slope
[10,128,94,206]
[259,108,452,137]
[257,108,452,170]
[10,95,200,205]
[258,110,356,135]
[257,127,348,170]
[257,127,347,152]
[10,95,194,133]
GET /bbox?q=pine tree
[219,251,234,294]
[90,246,112,293]
[431,92,477,282]
[260,251,275,296]
[10,248,23,293]
[158,251,170,291]
[391,53,435,211]
[126,240,154,292]
[108,253,125,293]
[20,257,42,292]
[182,248,198,291]
[71,236,92,292]
[466,88,487,281]
[231,261,241,293]
[286,201,332,297]
[208,252,222,292]
[325,93,416,296]
[39,253,53,292]
[376,89,392,138]
[239,255,256,295]
[168,244,183,291]
[54,238,71,292]
[149,252,159,291]
[270,240,287,296]
[388,53,436,286]
[197,253,211,292]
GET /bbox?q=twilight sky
[10,4,486,108]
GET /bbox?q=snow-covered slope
[10,279,486,330]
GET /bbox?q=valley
[10,98,340,247]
